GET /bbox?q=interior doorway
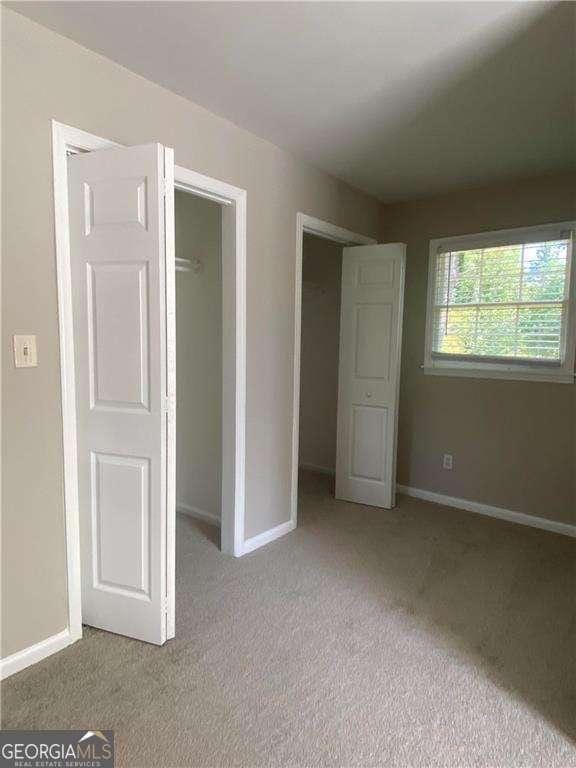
[52,121,247,651]
[291,214,406,527]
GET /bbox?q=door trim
[52,120,247,651]
[291,214,377,529]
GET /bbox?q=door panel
[68,143,173,645]
[87,262,150,410]
[336,244,406,508]
[350,405,387,482]
[92,452,150,598]
[354,303,392,379]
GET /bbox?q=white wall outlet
[13,334,38,368]
[442,453,454,470]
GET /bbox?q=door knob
[365,391,372,399]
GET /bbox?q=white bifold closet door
[68,143,175,645]
[335,243,406,509]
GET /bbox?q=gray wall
[175,191,222,520]
[382,172,576,524]
[1,8,384,658]
[298,235,343,472]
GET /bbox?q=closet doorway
[53,121,247,650]
[291,214,406,526]
[298,233,344,479]
[174,190,223,529]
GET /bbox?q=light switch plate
[13,334,38,367]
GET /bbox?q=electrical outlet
[442,453,454,471]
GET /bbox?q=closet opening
[291,214,405,528]
[174,189,223,545]
[54,122,247,648]
[298,233,343,494]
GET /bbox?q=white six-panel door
[68,143,174,644]
[335,244,406,508]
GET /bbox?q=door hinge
[162,394,174,413]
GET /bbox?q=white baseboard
[242,519,296,555]
[397,484,576,538]
[0,628,75,681]
[299,463,335,476]
[177,502,221,527]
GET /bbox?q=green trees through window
[432,240,569,361]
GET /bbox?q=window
[424,223,576,383]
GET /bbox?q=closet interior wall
[175,190,223,523]
[298,234,344,475]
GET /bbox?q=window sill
[423,364,574,384]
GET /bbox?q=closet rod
[175,257,192,272]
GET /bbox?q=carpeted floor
[2,470,575,767]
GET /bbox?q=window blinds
[431,238,571,364]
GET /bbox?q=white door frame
[52,120,247,645]
[290,213,377,527]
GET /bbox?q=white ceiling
[10,1,575,202]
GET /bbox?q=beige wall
[175,191,222,520]
[298,235,343,472]
[1,8,384,658]
[381,172,576,524]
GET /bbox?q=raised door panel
[87,262,149,411]
[357,259,395,287]
[350,406,387,482]
[91,452,150,599]
[84,177,148,235]
[354,303,393,381]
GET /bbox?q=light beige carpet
[2,470,575,767]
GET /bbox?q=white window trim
[424,222,576,384]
